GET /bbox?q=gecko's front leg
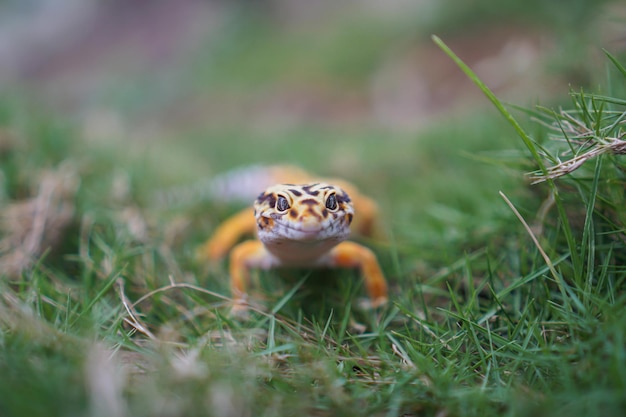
[199,208,256,261]
[323,241,388,308]
[228,239,277,312]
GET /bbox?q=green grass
[1,5,626,417]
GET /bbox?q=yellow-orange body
[201,166,388,311]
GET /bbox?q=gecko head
[253,183,354,244]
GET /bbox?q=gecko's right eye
[325,193,338,211]
[276,195,290,212]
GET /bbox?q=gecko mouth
[277,221,330,235]
[259,217,348,240]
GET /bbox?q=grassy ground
[1,3,626,417]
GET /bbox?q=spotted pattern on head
[254,182,354,243]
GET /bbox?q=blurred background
[1,0,624,254]
[2,0,624,138]
[2,3,626,415]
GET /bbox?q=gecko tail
[154,164,312,208]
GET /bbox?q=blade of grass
[320,309,334,341]
[495,254,567,298]
[582,156,602,304]
[603,49,626,77]
[432,35,583,284]
[431,35,545,171]
[253,343,297,357]
[336,302,351,346]
[569,93,626,107]
[267,315,276,351]
[270,274,309,315]
[73,269,125,324]
[499,191,571,312]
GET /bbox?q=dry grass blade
[499,191,564,296]
[117,278,157,340]
[529,107,626,183]
[130,279,231,309]
[529,135,626,183]
[0,163,79,278]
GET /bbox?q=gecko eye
[276,195,290,212]
[325,193,338,211]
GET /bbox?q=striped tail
[154,164,313,208]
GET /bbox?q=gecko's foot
[371,296,388,308]
[229,298,250,318]
[358,296,388,310]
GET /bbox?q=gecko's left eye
[325,193,338,211]
[276,195,290,212]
